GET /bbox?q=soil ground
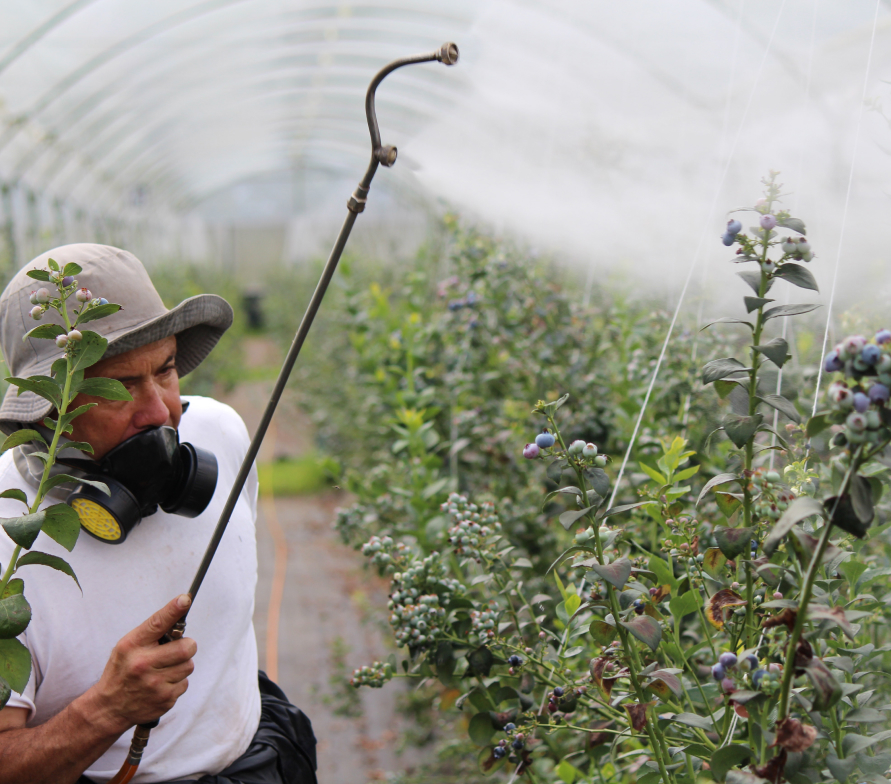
[222,370,426,783]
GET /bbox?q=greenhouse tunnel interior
[4,1,891,782]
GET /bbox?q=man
[0,244,316,783]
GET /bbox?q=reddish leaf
[808,605,854,638]
[762,607,797,631]
[623,701,653,731]
[587,558,632,590]
[620,615,662,651]
[646,670,683,699]
[774,717,817,752]
[752,749,786,784]
[702,548,727,578]
[586,720,614,748]
[706,589,746,630]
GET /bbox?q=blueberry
[633,599,644,615]
[553,686,564,697]
[868,383,889,404]
[508,655,522,667]
[523,443,540,459]
[75,288,92,303]
[466,291,477,306]
[493,746,506,760]
[876,329,891,345]
[752,669,767,689]
[98,297,109,306]
[718,652,738,669]
[760,214,777,230]
[824,350,843,373]
[721,232,735,246]
[535,432,555,449]
[712,663,726,681]
[504,722,516,731]
[511,738,525,750]
[61,276,75,287]
[862,344,882,366]
[726,219,742,235]
[853,393,870,414]
[721,677,736,693]
[741,654,759,671]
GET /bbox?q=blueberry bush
[0,260,130,708]
[332,176,891,784]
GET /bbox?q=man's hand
[0,594,198,784]
[90,594,197,734]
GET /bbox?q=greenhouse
[0,2,891,783]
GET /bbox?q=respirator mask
[61,425,218,544]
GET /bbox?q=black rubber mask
[63,426,218,543]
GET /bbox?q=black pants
[79,672,317,784]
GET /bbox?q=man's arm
[0,595,197,784]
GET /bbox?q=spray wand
[107,41,460,784]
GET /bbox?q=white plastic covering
[0,0,890,310]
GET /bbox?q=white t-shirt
[0,396,261,783]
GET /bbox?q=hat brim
[0,293,233,431]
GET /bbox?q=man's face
[69,336,182,460]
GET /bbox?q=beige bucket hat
[0,243,233,432]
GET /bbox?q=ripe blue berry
[853,392,870,413]
[98,297,109,306]
[726,219,742,235]
[61,276,75,287]
[493,746,506,760]
[718,652,737,669]
[824,350,843,373]
[523,443,540,459]
[741,654,759,671]
[721,232,734,246]
[633,599,644,615]
[553,686,564,697]
[511,738,525,750]
[712,663,726,681]
[760,214,777,230]
[535,432,555,449]
[868,383,889,404]
[504,722,516,732]
[876,329,891,345]
[508,655,522,667]
[752,669,767,689]
[862,344,881,366]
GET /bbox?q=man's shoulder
[180,396,250,449]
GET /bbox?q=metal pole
[109,41,459,782]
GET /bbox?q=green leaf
[838,560,868,588]
[0,430,46,455]
[584,467,610,498]
[696,472,737,506]
[70,331,108,371]
[41,503,81,552]
[558,505,597,531]
[702,358,750,385]
[0,511,46,549]
[671,712,714,731]
[0,638,31,694]
[26,269,50,281]
[826,753,857,782]
[714,379,739,399]
[0,676,9,709]
[22,323,65,342]
[726,773,767,784]
[724,414,763,449]
[620,615,661,651]
[648,556,677,590]
[849,474,874,524]
[565,593,581,616]
[56,441,94,454]
[762,303,820,321]
[711,746,753,782]
[638,462,667,485]
[5,377,61,408]
[600,501,648,520]
[47,258,59,272]
[714,527,756,560]
[42,474,109,496]
[15,551,81,591]
[556,759,580,784]
[773,262,818,292]
[674,464,700,482]
[587,558,631,590]
[468,712,495,746]
[753,337,791,368]
[824,493,871,538]
[843,734,878,755]
[0,580,23,599]
[75,303,122,325]
[0,488,31,508]
[763,496,824,555]
[59,403,97,430]
[715,492,741,519]
[743,296,774,313]
[73,377,133,401]
[806,413,830,438]
[669,590,699,620]
[777,216,806,235]
[702,548,727,578]
[62,262,82,277]
[737,269,773,295]
[0,594,30,638]
[701,317,754,331]
[757,394,800,424]
[467,647,494,677]
[805,657,842,710]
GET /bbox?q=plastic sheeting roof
[1,0,891,301]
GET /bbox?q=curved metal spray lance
[107,41,459,784]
